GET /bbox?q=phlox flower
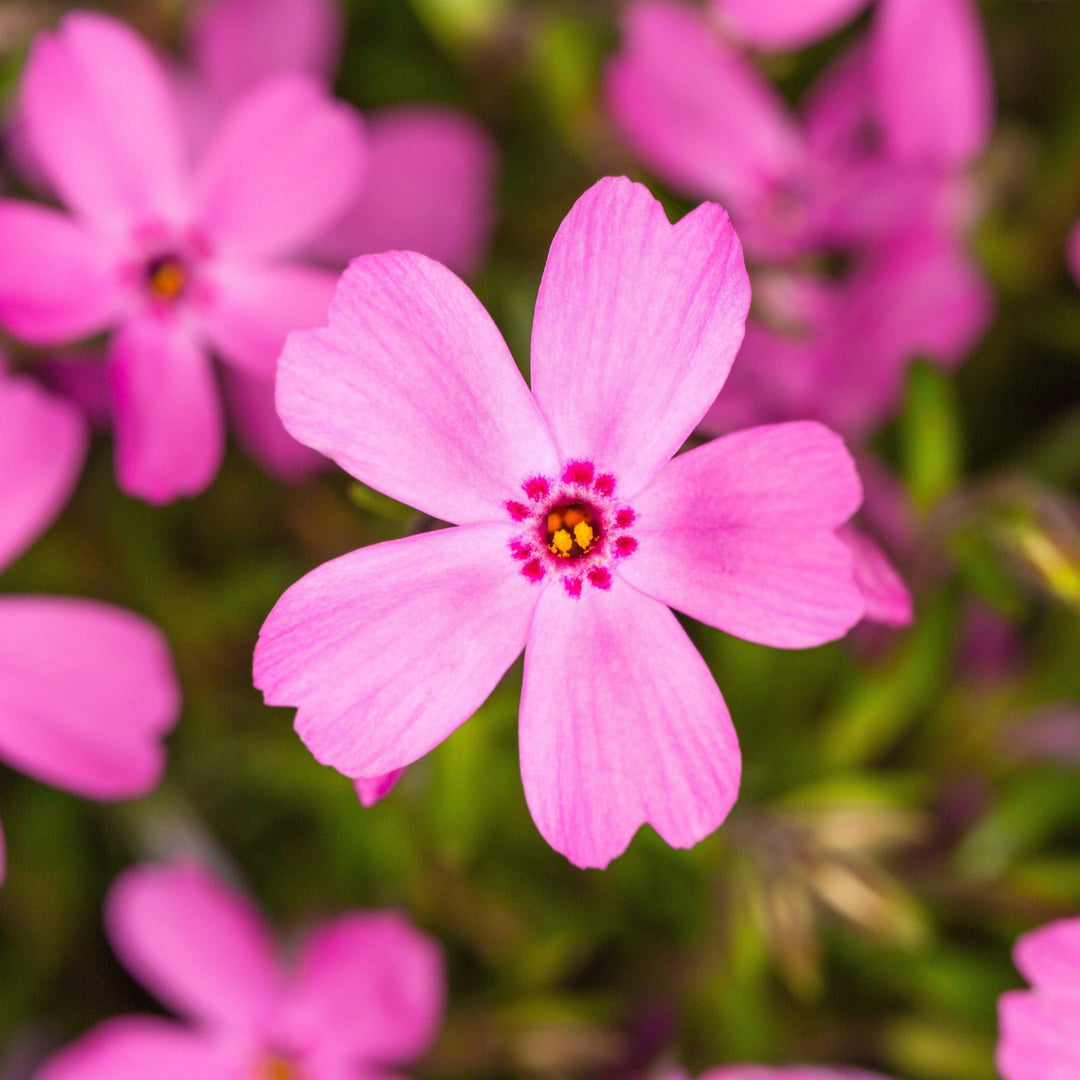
[997,916,1080,1079]
[0,11,366,502]
[180,0,498,480]
[254,176,866,868]
[34,860,445,1080]
[0,366,179,885]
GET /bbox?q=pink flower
[34,860,445,1080]
[254,176,865,868]
[0,12,365,502]
[0,367,179,885]
[997,916,1080,1079]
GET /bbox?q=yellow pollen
[551,528,574,556]
[573,521,594,550]
[148,260,187,300]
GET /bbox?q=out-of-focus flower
[997,916,1080,1079]
[180,0,499,480]
[0,366,180,885]
[254,176,866,868]
[0,12,365,502]
[34,860,445,1080]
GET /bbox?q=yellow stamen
[550,528,574,556]
[573,521,594,550]
[148,260,187,300]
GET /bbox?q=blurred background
[1,1,1080,1078]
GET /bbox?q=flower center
[145,254,188,302]
[546,502,599,558]
[505,460,638,598]
[255,1054,303,1080]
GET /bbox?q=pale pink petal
[308,106,497,277]
[255,525,538,778]
[194,75,366,260]
[519,578,740,869]
[354,770,405,807]
[997,990,1080,1080]
[530,176,750,498]
[276,251,559,524]
[874,0,994,169]
[108,316,225,503]
[20,13,189,233]
[106,862,283,1030]
[0,597,178,799]
[188,0,343,102]
[289,911,443,1065]
[710,0,871,49]
[1012,918,1080,995]
[222,368,327,483]
[0,372,87,572]
[204,261,337,377]
[1067,220,1080,287]
[0,202,122,344]
[35,1018,229,1080]
[606,2,804,213]
[841,525,913,627]
[620,422,865,648]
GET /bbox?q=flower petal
[289,911,444,1066]
[277,251,559,524]
[0,201,122,344]
[20,13,189,233]
[255,524,538,778]
[841,525,913,628]
[874,0,993,169]
[710,0,871,49]
[106,861,283,1030]
[308,106,497,277]
[222,367,327,483]
[1012,917,1080,995]
[0,372,87,572]
[35,1018,229,1080]
[108,315,225,503]
[997,989,1080,1080]
[530,176,750,498]
[606,2,803,213]
[519,578,740,869]
[0,597,179,799]
[620,422,865,648]
[354,769,405,807]
[204,261,337,377]
[188,0,343,103]
[194,75,366,260]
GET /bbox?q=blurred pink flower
[254,176,866,868]
[997,916,1080,1079]
[0,367,179,885]
[0,12,365,502]
[180,0,499,481]
[35,860,445,1080]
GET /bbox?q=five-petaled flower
[0,11,365,503]
[34,861,445,1080]
[254,176,867,869]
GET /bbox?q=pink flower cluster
[0,0,496,501]
[35,860,445,1080]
